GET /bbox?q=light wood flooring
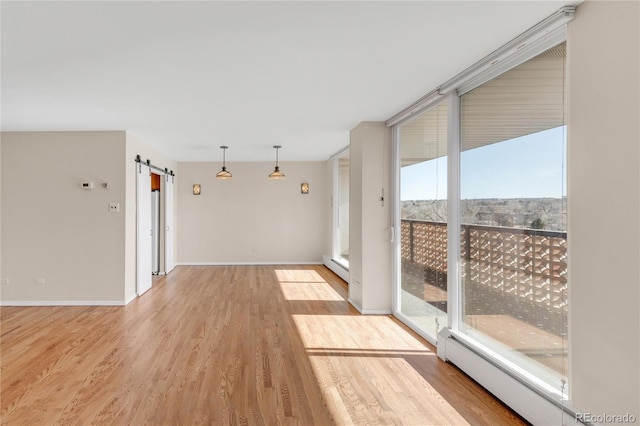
[1,265,527,425]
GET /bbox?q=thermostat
[81,182,94,190]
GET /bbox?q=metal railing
[401,219,567,335]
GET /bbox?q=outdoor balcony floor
[400,282,567,375]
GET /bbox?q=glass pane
[336,153,350,266]
[399,102,448,338]
[459,42,567,389]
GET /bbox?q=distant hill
[401,198,566,231]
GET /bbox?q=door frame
[136,162,152,296]
[136,163,175,297]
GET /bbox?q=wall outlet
[0,278,8,285]
[34,278,45,285]
[109,202,120,213]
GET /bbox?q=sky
[401,126,567,201]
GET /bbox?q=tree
[530,218,545,229]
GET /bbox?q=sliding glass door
[397,101,448,339]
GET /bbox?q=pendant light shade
[216,146,232,180]
[268,145,285,180]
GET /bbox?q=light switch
[109,202,120,213]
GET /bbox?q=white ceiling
[1,1,571,162]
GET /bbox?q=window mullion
[332,157,339,260]
[447,92,461,334]
[391,126,402,313]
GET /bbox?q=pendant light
[268,145,285,180]
[215,146,232,180]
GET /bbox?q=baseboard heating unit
[437,328,584,425]
[322,254,349,283]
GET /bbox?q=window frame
[332,147,350,269]
[392,95,451,346]
[390,6,574,403]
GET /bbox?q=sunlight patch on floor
[291,314,470,425]
[274,269,345,301]
[277,282,344,301]
[274,268,327,283]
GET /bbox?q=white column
[349,122,392,314]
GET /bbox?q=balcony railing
[401,219,567,336]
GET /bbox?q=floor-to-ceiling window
[397,102,448,339]
[334,151,350,267]
[458,42,567,390]
[392,36,568,397]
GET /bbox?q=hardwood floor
[1,265,527,425]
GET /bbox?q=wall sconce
[301,183,309,194]
[193,184,201,195]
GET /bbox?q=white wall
[1,131,127,303]
[568,1,639,418]
[0,135,3,286]
[177,161,326,264]
[124,133,178,302]
[349,122,392,314]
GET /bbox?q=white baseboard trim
[321,254,349,282]
[360,309,393,315]
[176,261,323,266]
[348,298,363,313]
[347,297,390,316]
[0,300,127,306]
[125,294,137,305]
